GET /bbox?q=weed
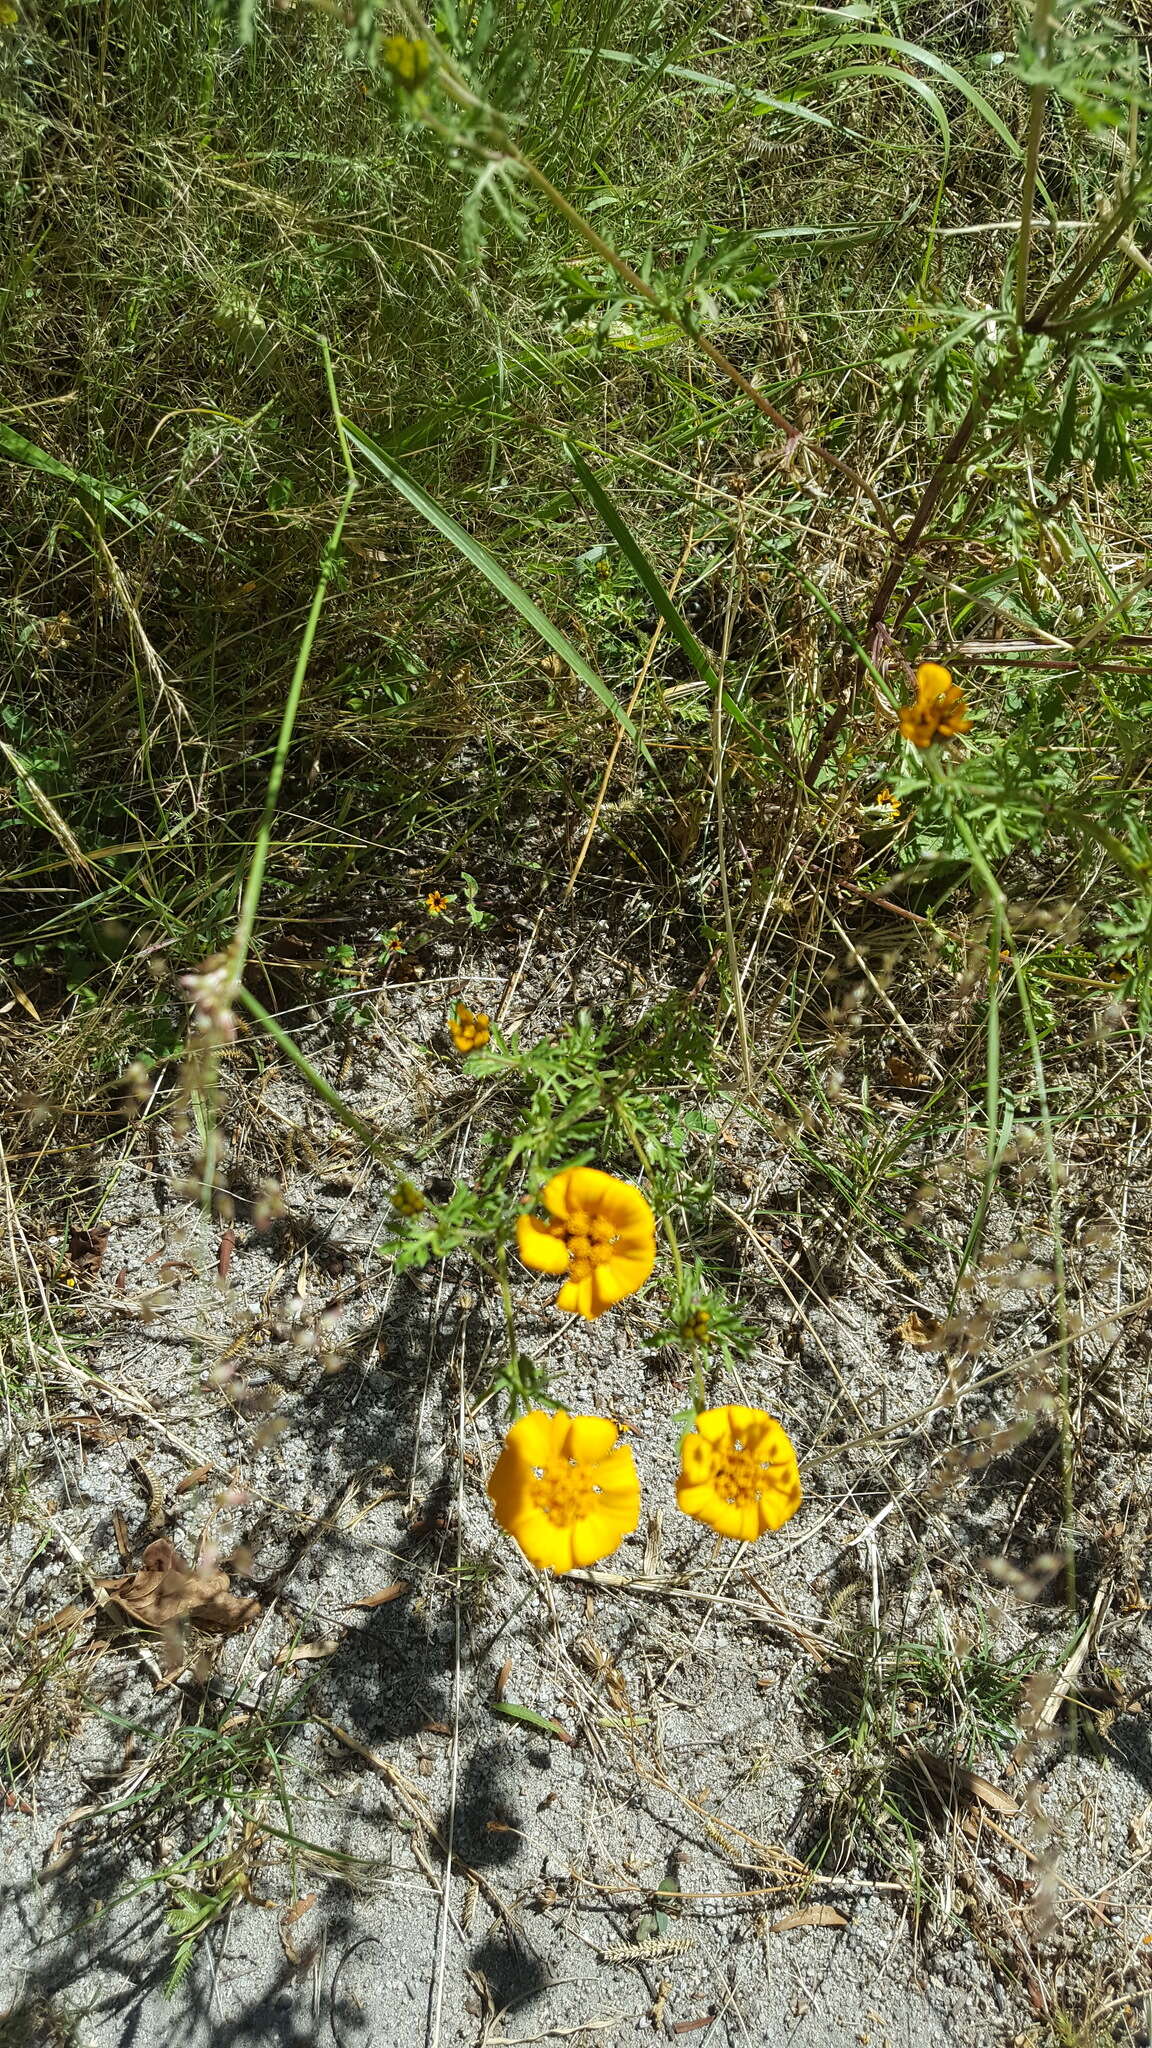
[3,0,1152,2034]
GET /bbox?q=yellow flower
[516,1166,656,1321]
[390,1178,425,1217]
[676,1405,802,1541]
[875,787,901,819]
[425,891,449,917]
[449,1003,490,1054]
[898,662,971,748]
[380,33,432,88]
[487,1409,640,1572]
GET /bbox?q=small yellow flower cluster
[449,1004,490,1054]
[680,1306,712,1346]
[380,33,432,89]
[898,662,971,749]
[484,1167,803,1572]
[390,1178,426,1217]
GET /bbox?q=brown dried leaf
[55,1412,122,1444]
[283,1892,318,1928]
[32,1602,93,1637]
[902,1746,1019,1815]
[273,1638,341,1669]
[959,1768,1020,1816]
[175,1464,214,1496]
[342,1581,410,1611]
[67,1226,110,1279]
[886,1054,930,1089]
[104,1538,260,1635]
[770,1906,849,1932]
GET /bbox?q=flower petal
[505,1507,575,1573]
[693,1407,733,1446]
[591,1446,641,1496]
[510,1408,565,1467]
[569,1502,635,1568]
[555,1271,598,1318]
[594,1177,656,1233]
[914,661,953,699]
[583,1257,645,1317]
[561,1166,614,1216]
[757,1474,803,1532]
[680,1434,714,1485]
[564,1415,619,1463]
[540,1167,580,1222]
[516,1213,571,1275]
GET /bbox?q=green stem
[190,337,356,1209]
[228,473,356,993]
[495,1241,519,1365]
[712,594,753,1095]
[1013,0,1052,325]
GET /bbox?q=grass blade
[564,442,782,763]
[343,421,649,762]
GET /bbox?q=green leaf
[1046,367,1081,479]
[342,422,653,770]
[564,443,778,761]
[489,1700,574,1742]
[0,422,204,539]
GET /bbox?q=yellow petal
[564,1414,619,1463]
[555,1271,600,1318]
[693,1407,733,1446]
[511,1408,565,1467]
[757,1473,803,1532]
[675,1478,715,1519]
[505,1507,576,1573]
[561,1165,613,1215]
[580,1264,624,1316]
[593,1175,655,1234]
[569,1502,635,1567]
[723,1404,761,1442]
[591,1446,642,1497]
[915,661,952,698]
[680,1435,714,1484]
[487,1422,545,1529]
[689,1490,747,1540]
[540,1167,580,1223]
[516,1212,571,1276]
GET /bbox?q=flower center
[709,1435,781,1508]
[530,1460,596,1527]
[562,1206,619,1282]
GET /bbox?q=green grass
[3,0,1152,2035]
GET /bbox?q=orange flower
[898,662,971,748]
[449,1003,490,1053]
[516,1166,656,1321]
[676,1405,802,1541]
[487,1409,641,1572]
[425,891,449,916]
